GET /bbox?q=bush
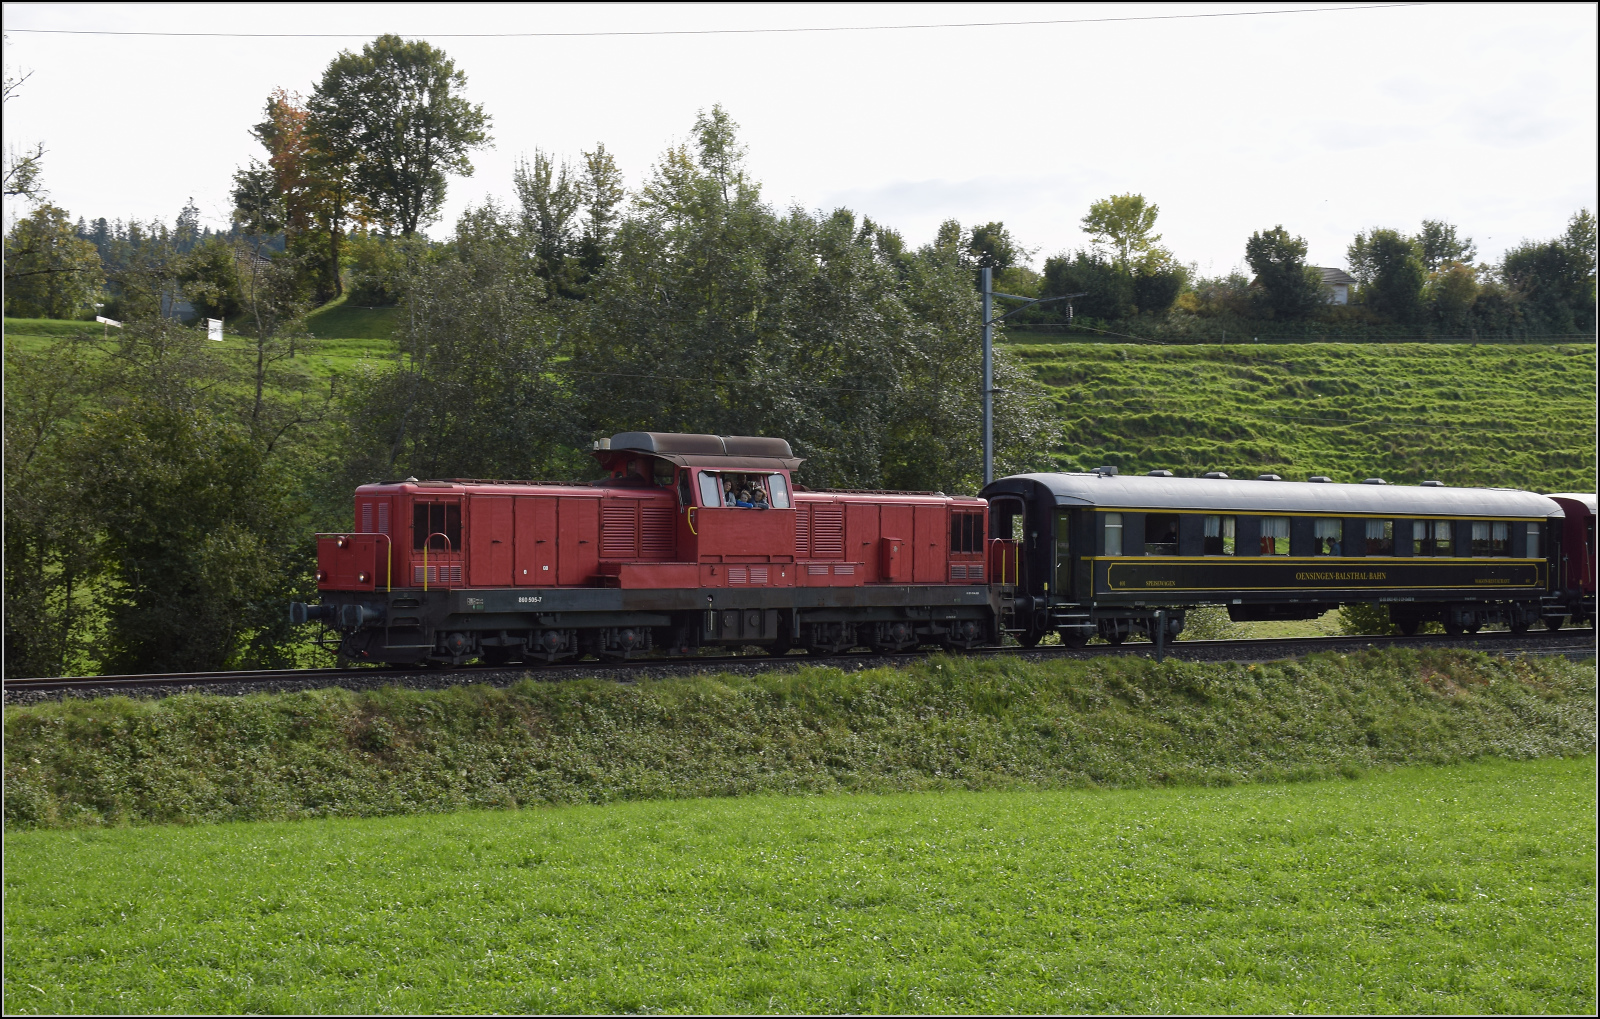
[342,232,406,306]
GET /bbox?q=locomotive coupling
[288,602,332,624]
[289,603,383,628]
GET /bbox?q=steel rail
[4,628,1593,698]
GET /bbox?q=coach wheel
[1395,617,1420,637]
[1015,630,1043,649]
[1443,619,1464,636]
[1057,630,1090,649]
[1508,619,1530,635]
[1543,616,1564,632]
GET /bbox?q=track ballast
[4,628,1593,704]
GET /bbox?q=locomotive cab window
[696,470,782,509]
[1203,515,1235,555]
[1312,518,1342,556]
[1471,521,1508,556]
[412,502,461,551]
[1144,514,1178,555]
[1364,520,1394,556]
[1414,520,1452,556]
[1261,516,1289,555]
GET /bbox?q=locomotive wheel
[1104,630,1126,645]
[1544,617,1564,632]
[1058,631,1090,649]
[1015,630,1043,649]
[1509,619,1530,634]
[1463,622,1481,634]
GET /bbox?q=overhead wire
[8,5,1424,39]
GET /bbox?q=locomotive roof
[986,472,1562,518]
[598,431,803,470]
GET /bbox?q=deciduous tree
[308,35,491,237]
[1245,225,1323,320]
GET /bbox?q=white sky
[3,2,1596,274]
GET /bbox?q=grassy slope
[1012,341,1596,493]
[304,298,398,342]
[4,315,394,379]
[3,757,1593,1013]
[5,649,1592,829]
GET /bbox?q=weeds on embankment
[4,649,1593,829]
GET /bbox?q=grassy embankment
[1010,340,1596,494]
[6,648,1591,830]
[4,756,1593,1013]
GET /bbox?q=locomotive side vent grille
[640,507,676,557]
[794,505,811,558]
[833,564,854,575]
[807,564,829,575]
[951,564,967,580]
[413,565,462,585]
[749,566,769,585]
[811,507,845,558]
[377,502,389,534]
[602,502,639,558]
[968,564,983,581]
[361,503,373,533]
[728,566,749,584]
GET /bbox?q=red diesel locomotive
[293,433,1000,664]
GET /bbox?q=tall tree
[1499,209,1597,333]
[308,35,491,237]
[3,204,105,318]
[1350,228,1426,322]
[1416,219,1476,272]
[513,150,579,271]
[1081,193,1162,270]
[1245,225,1323,320]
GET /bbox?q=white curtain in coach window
[1314,519,1342,538]
[1262,517,1289,538]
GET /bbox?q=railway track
[4,628,1593,703]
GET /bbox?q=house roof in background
[1315,266,1357,285]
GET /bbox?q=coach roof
[989,472,1561,518]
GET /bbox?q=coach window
[1260,517,1290,555]
[412,501,461,551]
[1364,519,1394,556]
[1144,513,1179,555]
[697,470,721,507]
[1413,520,1451,556]
[1526,522,1541,559]
[1203,515,1236,555]
[1312,518,1342,556]
[1104,513,1123,556]
[1471,521,1508,556]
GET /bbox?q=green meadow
[1011,340,1595,493]
[4,757,1592,1014]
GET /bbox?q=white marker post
[207,318,224,342]
[95,315,123,340]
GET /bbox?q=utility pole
[980,272,1085,486]
[982,267,995,487]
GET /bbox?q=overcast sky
[4,2,1596,274]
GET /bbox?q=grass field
[1011,341,1596,493]
[3,757,1592,1014]
[304,298,399,341]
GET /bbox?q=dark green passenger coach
[980,470,1562,646]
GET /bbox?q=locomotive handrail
[686,506,698,536]
[422,532,454,592]
[315,532,393,592]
